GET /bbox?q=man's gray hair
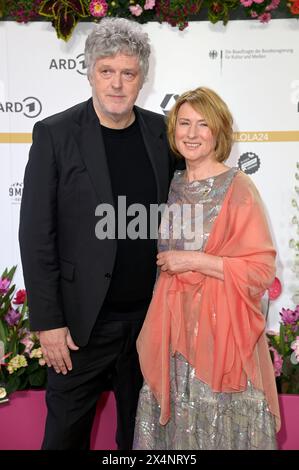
[85,18,151,83]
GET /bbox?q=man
[19,17,174,450]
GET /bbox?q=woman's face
[175,102,217,165]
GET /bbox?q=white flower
[7,354,28,374]
[29,347,43,359]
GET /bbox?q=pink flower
[280,307,299,325]
[89,0,108,18]
[13,289,26,305]
[20,334,34,354]
[266,0,280,11]
[269,347,283,377]
[266,330,278,336]
[268,277,282,300]
[4,308,21,327]
[240,0,253,6]
[129,4,143,16]
[0,352,12,366]
[290,337,299,364]
[291,337,299,357]
[258,12,272,22]
[253,0,265,3]
[0,278,11,294]
[250,10,258,17]
[144,0,155,9]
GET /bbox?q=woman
[133,87,280,450]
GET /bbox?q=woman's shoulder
[230,170,262,206]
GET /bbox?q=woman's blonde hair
[167,87,234,162]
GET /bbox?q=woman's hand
[157,250,224,280]
[157,250,196,274]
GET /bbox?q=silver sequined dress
[133,168,277,450]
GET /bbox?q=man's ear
[139,77,144,91]
[88,73,93,87]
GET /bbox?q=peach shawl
[137,171,280,431]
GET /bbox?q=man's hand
[39,327,79,375]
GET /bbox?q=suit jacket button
[105,273,112,279]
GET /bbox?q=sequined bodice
[158,167,238,253]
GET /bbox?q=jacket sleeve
[19,121,66,331]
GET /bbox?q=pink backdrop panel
[277,394,299,451]
[0,390,117,450]
[0,391,298,450]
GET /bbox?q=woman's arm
[156,250,224,280]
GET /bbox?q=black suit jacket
[19,98,175,346]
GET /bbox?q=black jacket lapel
[135,106,170,205]
[73,99,115,206]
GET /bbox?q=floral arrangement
[267,305,299,394]
[289,162,299,305]
[0,267,47,404]
[0,0,298,41]
[241,0,280,23]
[264,163,299,395]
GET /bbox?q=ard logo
[0,97,42,118]
[49,53,87,75]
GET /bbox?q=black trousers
[41,316,144,450]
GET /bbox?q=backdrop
[0,19,298,330]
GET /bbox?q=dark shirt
[100,116,158,319]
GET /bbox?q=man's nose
[111,73,122,89]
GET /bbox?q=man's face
[89,53,143,126]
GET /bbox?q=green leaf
[5,375,21,395]
[18,376,29,390]
[208,13,219,24]
[5,266,17,281]
[0,0,5,18]
[39,0,57,17]
[65,0,89,17]
[19,343,26,355]
[20,297,28,316]
[1,266,17,282]
[29,368,47,387]
[56,6,79,41]
[27,360,40,374]
[22,318,30,330]
[279,323,286,356]
[281,358,289,377]
[15,367,27,377]
[0,285,16,312]
[8,330,18,356]
[0,318,8,348]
